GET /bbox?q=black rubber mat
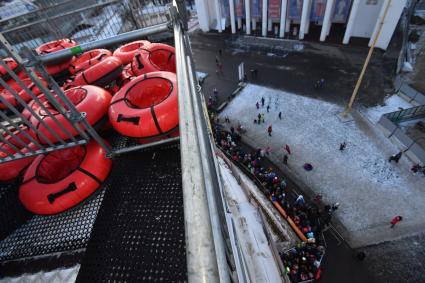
[0,189,105,262]
[76,145,186,282]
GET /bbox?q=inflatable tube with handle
[19,140,112,215]
[108,71,178,139]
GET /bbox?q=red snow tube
[19,140,112,215]
[113,40,151,65]
[109,71,178,139]
[29,85,112,143]
[103,64,135,95]
[0,77,48,109]
[68,56,123,88]
[130,43,176,76]
[44,59,74,76]
[0,127,38,182]
[0,58,19,80]
[68,49,112,75]
[36,39,77,76]
[35,38,77,55]
[117,64,135,87]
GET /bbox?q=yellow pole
[343,0,392,116]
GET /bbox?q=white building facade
[194,0,408,49]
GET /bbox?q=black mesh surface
[0,189,105,262]
[0,180,31,242]
[76,145,187,282]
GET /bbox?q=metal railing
[0,0,171,51]
[0,33,110,163]
[384,104,425,123]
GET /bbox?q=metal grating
[0,188,105,262]
[76,145,187,282]
[0,180,31,242]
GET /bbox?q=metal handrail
[384,104,425,123]
[173,8,222,281]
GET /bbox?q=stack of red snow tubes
[1,38,178,215]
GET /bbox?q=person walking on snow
[267,105,270,112]
[389,151,402,163]
[257,113,261,123]
[339,141,347,151]
[390,216,403,228]
[265,146,271,155]
[285,144,291,155]
[261,97,265,107]
[283,154,288,165]
[256,102,259,109]
[268,125,272,136]
[278,112,282,120]
[295,195,305,206]
[261,113,265,123]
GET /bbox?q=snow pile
[218,158,282,283]
[1,265,80,283]
[362,94,413,124]
[219,84,425,245]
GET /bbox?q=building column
[299,0,311,40]
[279,0,288,38]
[343,0,360,44]
[245,0,251,34]
[229,0,236,33]
[214,0,223,32]
[194,0,210,32]
[262,0,268,36]
[305,0,312,34]
[368,0,389,47]
[320,0,334,41]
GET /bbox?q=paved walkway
[190,30,392,108]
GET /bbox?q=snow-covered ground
[219,84,425,247]
[0,265,80,283]
[218,157,282,283]
[361,94,413,124]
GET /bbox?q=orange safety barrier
[271,199,308,242]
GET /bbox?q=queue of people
[281,242,325,283]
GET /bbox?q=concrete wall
[351,0,384,38]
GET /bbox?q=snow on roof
[361,94,413,124]
[218,157,282,283]
[0,265,80,283]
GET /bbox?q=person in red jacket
[390,216,403,228]
[267,125,272,136]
